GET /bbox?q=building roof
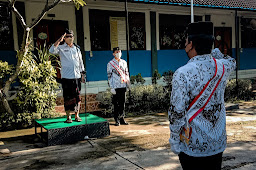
[132,0,256,11]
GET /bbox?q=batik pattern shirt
[107,58,130,89]
[168,48,236,157]
[49,43,85,79]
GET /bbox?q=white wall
[25,1,77,45]
[211,13,236,48]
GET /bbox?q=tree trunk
[1,30,30,115]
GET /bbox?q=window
[0,2,14,50]
[159,14,202,50]
[129,12,146,50]
[241,18,256,48]
[89,9,146,51]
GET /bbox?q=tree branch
[8,0,16,6]
[8,2,27,29]
[29,0,62,29]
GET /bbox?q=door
[34,20,68,80]
[214,27,232,56]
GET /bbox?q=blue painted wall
[2,48,256,82]
[0,51,18,86]
[157,49,188,75]
[0,51,17,65]
[239,48,256,70]
[85,50,151,81]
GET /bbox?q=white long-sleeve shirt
[107,58,129,89]
[168,48,236,157]
[49,43,85,79]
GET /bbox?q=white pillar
[191,0,194,23]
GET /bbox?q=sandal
[75,117,82,122]
[64,119,73,123]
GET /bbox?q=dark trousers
[112,88,126,123]
[179,152,223,170]
[62,78,81,112]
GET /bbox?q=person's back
[170,49,235,157]
[168,22,236,170]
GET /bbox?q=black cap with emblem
[113,47,120,53]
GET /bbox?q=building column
[75,7,85,65]
[150,11,158,75]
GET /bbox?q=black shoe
[114,122,120,126]
[120,117,129,125]
[120,121,129,125]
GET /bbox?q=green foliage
[72,0,87,10]
[152,69,161,84]
[97,84,169,116]
[130,73,145,85]
[96,89,113,116]
[15,46,59,114]
[162,70,174,91]
[127,84,169,113]
[225,79,254,101]
[0,46,61,131]
[0,61,13,79]
[0,111,61,131]
[0,61,14,88]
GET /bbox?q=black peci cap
[113,47,120,53]
[187,22,214,40]
[65,29,74,35]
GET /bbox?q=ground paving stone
[0,102,255,169]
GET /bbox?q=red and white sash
[110,60,127,83]
[180,57,225,144]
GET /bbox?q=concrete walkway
[0,103,256,170]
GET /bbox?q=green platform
[35,113,110,145]
[35,113,107,130]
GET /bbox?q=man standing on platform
[107,47,130,126]
[49,29,85,123]
[168,22,236,169]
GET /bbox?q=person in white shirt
[107,47,130,126]
[168,22,236,170]
[49,29,85,123]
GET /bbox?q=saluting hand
[54,33,66,47]
[59,33,66,42]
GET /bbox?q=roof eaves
[132,0,256,11]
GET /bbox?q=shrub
[96,89,113,116]
[162,70,174,91]
[130,73,145,85]
[97,84,169,116]
[152,69,161,84]
[0,110,61,131]
[0,46,60,131]
[225,79,254,101]
[0,61,14,88]
[14,46,59,114]
[127,84,169,113]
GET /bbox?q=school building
[0,0,256,94]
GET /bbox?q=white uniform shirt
[168,48,236,157]
[49,43,85,79]
[107,58,130,89]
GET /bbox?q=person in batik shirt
[168,22,236,170]
[107,47,130,126]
